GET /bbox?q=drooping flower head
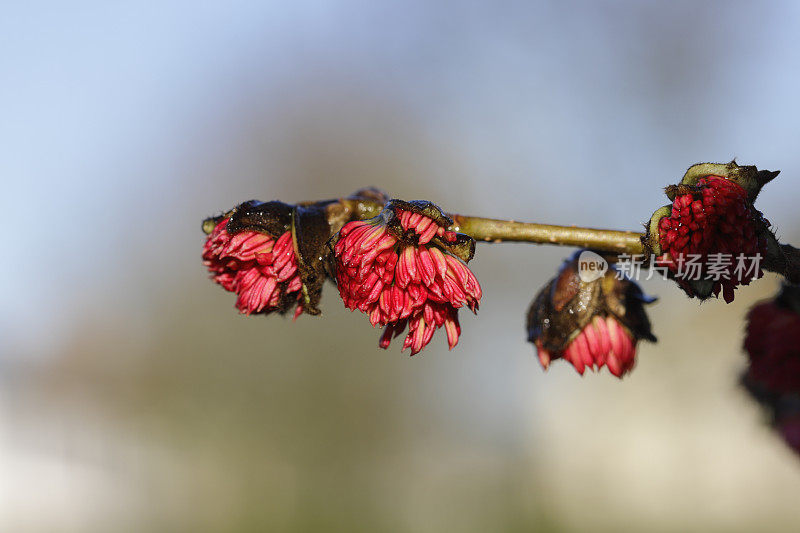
[741,284,800,458]
[527,251,657,378]
[330,199,481,355]
[645,161,778,303]
[203,200,304,317]
[204,219,303,316]
[744,284,800,394]
[203,198,343,318]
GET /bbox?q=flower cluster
[203,217,304,317]
[527,251,656,378]
[655,175,768,303]
[742,285,800,457]
[643,161,781,303]
[331,200,481,355]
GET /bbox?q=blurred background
[3,1,800,531]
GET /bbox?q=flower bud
[643,161,776,303]
[329,199,481,355]
[526,251,657,378]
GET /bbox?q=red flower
[527,252,656,378]
[332,201,481,355]
[741,286,800,457]
[535,315,638,378]
[655,175,768,303]
[203,218,304,317]
[744,296,800,394]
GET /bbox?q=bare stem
[451,215,645,254]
